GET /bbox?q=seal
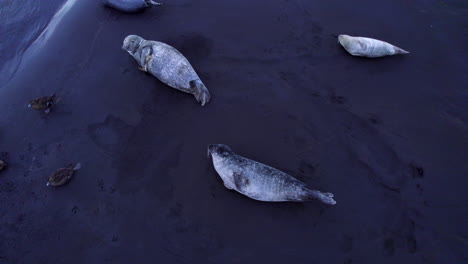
[47,163,81,187]
[122,35,211,106]
[338,34,409,58]
[102,0,162,13]
[207,144,336,205]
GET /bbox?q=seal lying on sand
[207,144,336,205]
[103,0,162,13]
[47,163,81,187]
[122,35,211,106]
[338,34,409,58]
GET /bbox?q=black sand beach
[0,0,467,263]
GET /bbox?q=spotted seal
[103,0,162,13]
[207,144,336,205]
[122,35,211,106]
[338,34,409,58]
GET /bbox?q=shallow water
[0,0,466,263]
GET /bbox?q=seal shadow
[171,34,214,59]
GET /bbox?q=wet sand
[0,0,65,86]
[0,0,467,263]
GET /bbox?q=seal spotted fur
[207,144,336,205]
[338,34,409,58]
[122,35,211,106]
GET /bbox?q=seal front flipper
[223,182,234,190]
[233,172,249,191]
[357,39,367,50]
[138,55,152,72]
[138,46,153,72]
[190,80,211,106]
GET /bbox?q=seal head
[208,144,232,158]
[337,34,351,47]
[122,35,144,55]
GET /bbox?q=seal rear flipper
[190,80,211,106]
[305,189,336,205]
[147,0,163,6]
[393,46,409,55]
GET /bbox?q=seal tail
[306,189,336,205]
[190,80,211,106]
[148,0,162,6]
[394,46,409,55]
